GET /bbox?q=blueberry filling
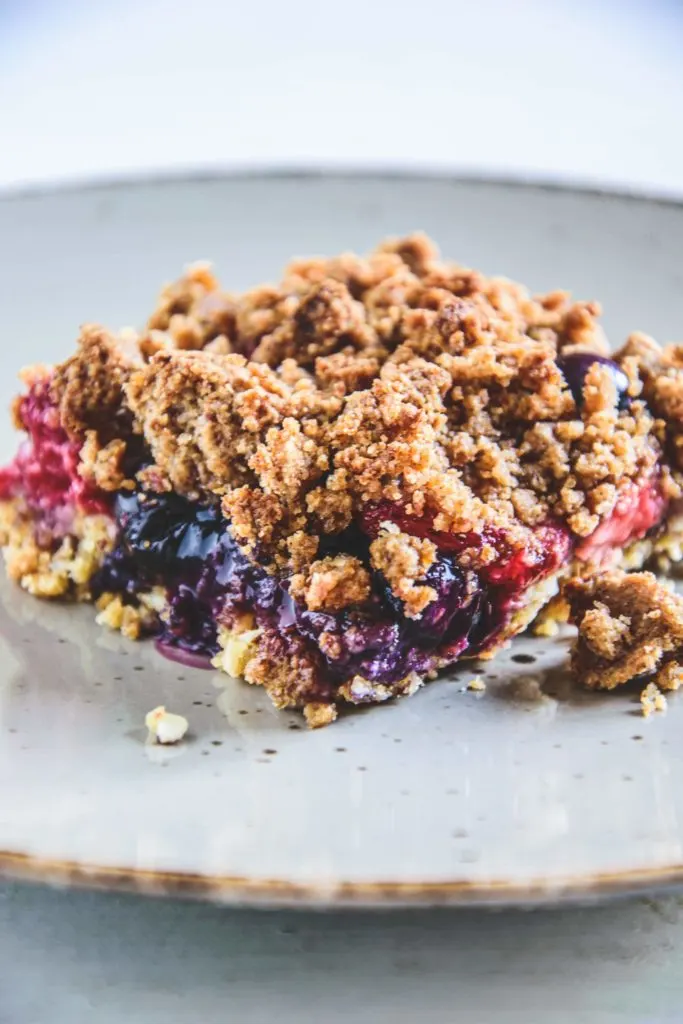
[93,492,241,656]
[93,488,570,688]
[558,352,630,411]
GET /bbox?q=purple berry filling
[558,352,630,410]
[93,489,567,689]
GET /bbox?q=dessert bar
[2,235,682,725]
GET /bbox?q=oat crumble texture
[565,571,683,692]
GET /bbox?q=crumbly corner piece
[0,502,115,599]
[564,570,683,692]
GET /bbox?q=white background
[1,0,682,194]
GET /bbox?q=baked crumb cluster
[565,570,683,694]
[3,233,683,723]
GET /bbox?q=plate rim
[1,165,683,211]
[3,848,683,909]
[3,168,683,910]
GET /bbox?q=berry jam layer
[0,375,109,524]
[92,488,572,686]
[0,375,116,599]
[87,472,665,719]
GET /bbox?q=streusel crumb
[369,524,438,617]
[565,570,683,691]
[640,681,667,717]
[289,554,371,612]
[0,503,115,599]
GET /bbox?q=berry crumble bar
[2,233,683,726]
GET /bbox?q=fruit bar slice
[0,235,681,726]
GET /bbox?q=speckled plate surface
[1,173,683,908]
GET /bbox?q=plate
[1,172,683,908]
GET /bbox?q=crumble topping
[369,524,437,618]
[0,503,115,599]
[565,570,683,691]
[617,331,683,471]
[289,554,371,613]
[242,627,333,710]
[79,434,134,493]
[50,324,142,444]
[29,234,678,587]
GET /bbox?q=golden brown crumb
[369,524,438,618]
[655,660,683,691]
[640,681,668,717]
[242,629,334,709]
[303,702,338,728]
[50,324,143,442]
[565,570,683,690]
[467,677,486,692]
[145,262,236,351]
[79,434,134,492]
[289,554,371,612]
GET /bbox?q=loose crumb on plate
[467,677,486,692]
[640,682,668,718]
[564,569,683,692]
[145,705,189,744]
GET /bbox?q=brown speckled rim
[2,849,683,908]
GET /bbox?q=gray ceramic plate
[1,173,683,909]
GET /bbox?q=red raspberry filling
[360,503,571,595]
[575,477,665,565]
[0,378,108,517]
[359,502,572,656]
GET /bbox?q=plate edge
[3,849,683,909]
[1,165,683,210]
